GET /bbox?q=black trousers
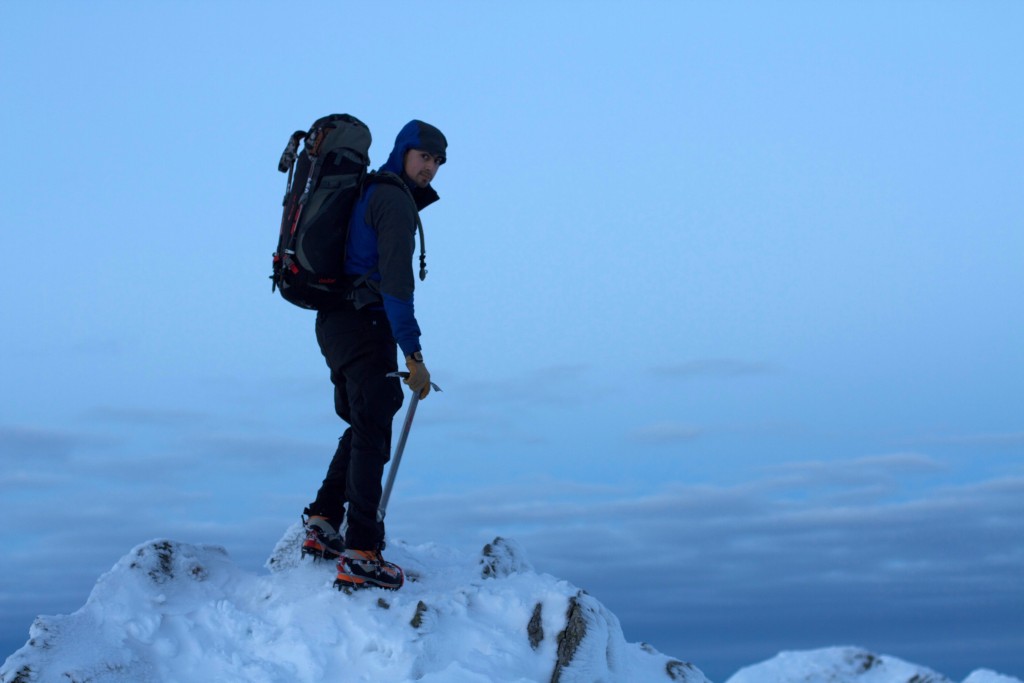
[308,307,404,550]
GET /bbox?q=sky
[1,1,1022,680]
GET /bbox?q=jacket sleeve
[367,184,422,357]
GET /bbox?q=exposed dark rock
[9,665,32,683]
[528,602,544,650]
[126,540,212,585]
[855,652,881,671]
[128,540,175,583]
[551,593,588,683]
[410,600,429,629]
[666,659,702,681]
[480,536,533,579]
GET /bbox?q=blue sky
[2,1,1022,680]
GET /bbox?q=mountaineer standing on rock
[301,120,448,590]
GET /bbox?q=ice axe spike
[377,372,441,523]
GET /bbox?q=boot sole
[302,543,343,561]
[334,575,403,591]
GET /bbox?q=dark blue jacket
[344,121,442,357]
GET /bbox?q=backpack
[271,113,371,310]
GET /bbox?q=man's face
[403,149,443,188]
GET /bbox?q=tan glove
[404,352,431,399]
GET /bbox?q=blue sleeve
[382,292,421,358]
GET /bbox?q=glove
[404,352,431,399]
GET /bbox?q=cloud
[651,358,773,379]
[757,452,947,498]
[0,425,114,462]
[401,365,596,446]
[179,432,327,466]
[906,431,1024,450]
[80,406,212,428]
[628,421,703,444]
[0,470,67,489]
[447,364,592,407]
[7,338,128,359]
[69,338,127,357]
[769,452,945,475]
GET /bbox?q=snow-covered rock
[4,531,1019,683]
[724,646,1022,683]
[963,671,1024,683]
[725,646,952,683]
[1,527,704,683]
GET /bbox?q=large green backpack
[271,114,371,310]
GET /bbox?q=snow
[723,647,1022,683]
[963,673,1024,683]
[1,528,1019,683]
[0,527,704,683]
[724,646,954,683]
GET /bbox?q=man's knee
[359,376,404,421]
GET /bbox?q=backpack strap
[367,172,428,281]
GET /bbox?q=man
[302,119,447,590]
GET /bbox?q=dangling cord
[416,215,427,281]
[385,170,429,281]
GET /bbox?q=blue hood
[380,119,448,176]
[377,120,447,211]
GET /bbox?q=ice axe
[377,372,441,523]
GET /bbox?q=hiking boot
[302,515,345,560]
[335,549,404,590]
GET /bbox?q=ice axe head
[386,371,442,394]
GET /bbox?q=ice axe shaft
[377,372,441,523]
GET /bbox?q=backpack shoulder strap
[363,172,428,281]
